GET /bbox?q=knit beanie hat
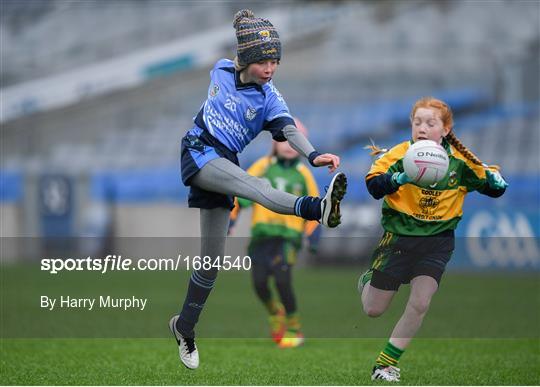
[233,9,281,68]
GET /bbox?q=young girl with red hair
[361,97,507,382]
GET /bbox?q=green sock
[265,299,281,315]
[286,313,301,332]
[375,341,404,367]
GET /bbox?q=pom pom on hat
[233,9,255,29]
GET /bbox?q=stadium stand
[1,1,538,267]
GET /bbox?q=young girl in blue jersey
[169,9,347,369]
[360,97,507,382]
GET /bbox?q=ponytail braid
[445,131,482,166]
[411,97,499,171]
[446,131,500,171]
[364,138,387,157]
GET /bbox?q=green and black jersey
[365,139,500,236]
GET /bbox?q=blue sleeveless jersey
[193,59,294,153]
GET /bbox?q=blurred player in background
[169,9,347,369]
[229,117,320,348]
[360,97,508,382]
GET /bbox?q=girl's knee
[362,303,386,318]
[408,297,431,316]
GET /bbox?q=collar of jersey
[233,69,264,92]
[218,64,265,93]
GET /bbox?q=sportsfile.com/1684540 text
[40,255,252,274]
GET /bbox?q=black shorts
[248,237,299,268]
[180,126,239,210]
[369,230,455,291]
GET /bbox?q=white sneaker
[371,365,401,382]
[169,315,199,369]
[320,172,347,228]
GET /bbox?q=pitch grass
[1,338,539,385]
[2,266,539,384]
[2,267,539,339]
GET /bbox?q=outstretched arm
[282,125,340,172]
[478,170,507,198]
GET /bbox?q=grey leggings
[192,157,298,215]
[192,157,301,279]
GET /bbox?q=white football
[403,140,449,187]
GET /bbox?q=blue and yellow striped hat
[233,9,281,67]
